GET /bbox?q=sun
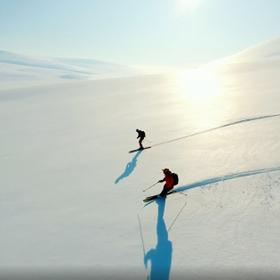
[176,0,202,12]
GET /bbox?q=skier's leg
[159,186,169,197]
[139,137,144,149]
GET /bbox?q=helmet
[162,168,171,174]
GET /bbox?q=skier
[136,129,145,149]
[158,168,177,197]
[143,168,178,202]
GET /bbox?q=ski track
[175,166,280,194]
[141,166,280,208]
[151,113,280,147]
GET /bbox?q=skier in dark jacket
[136,129,145,149]
[158,168,176,197]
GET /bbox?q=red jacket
[163,174,174,190]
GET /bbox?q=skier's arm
[144,249,155,267]
[158,178,165,183]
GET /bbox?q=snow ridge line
[151,113,280,147]
[175,166,280,194]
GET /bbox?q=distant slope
[210,37,280,75]
[0,50,139,90]
[231,37,280,62]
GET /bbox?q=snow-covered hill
[212,37,280,77]
[231,37,280,61]
[0,38,280,279]
[0,50,139,90]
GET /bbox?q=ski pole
[168,201,187,232]
[137,214,146,256]
[142,182,159,192]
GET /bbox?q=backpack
[172,173,179,186]
[138,130,145,138]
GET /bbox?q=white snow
[229,37,280,62]
[0,38,280,279]
[0,50,140,90]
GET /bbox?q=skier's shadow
[144,198,173,280]
[115,150,143,184]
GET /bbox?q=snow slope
[0,50,139,90]
[0,38,280,279]
[213,37,280,77]
[230,37,280,61]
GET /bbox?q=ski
[143,195,159,203]
[143,190,176,203]
[129,146,151,153]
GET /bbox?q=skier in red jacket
[158,168,175,197]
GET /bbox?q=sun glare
[171,67,229,130]
[176,68,222,103]
[176,0,201,12]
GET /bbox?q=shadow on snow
[175,166,280,194]
[115,150,143,184]
[144,198,172,280]
[140,166,280,279]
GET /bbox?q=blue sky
[0,0,279,66]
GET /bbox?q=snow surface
[0,50,139,90]
[0,38,280,279]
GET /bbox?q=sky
[0,0,280,66]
